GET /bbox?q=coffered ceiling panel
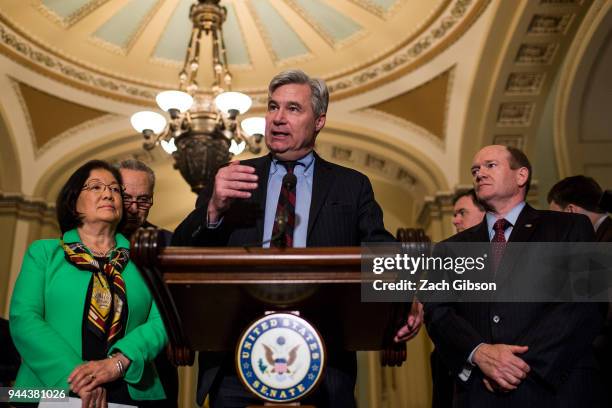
[40,0,107,24]
[247,0,310,62]
[93,0,160,52]
[152,0,196,63]
[287,0,363,46]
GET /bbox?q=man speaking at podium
[172,70,422,407]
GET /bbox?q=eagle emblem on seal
[260,336,300,381]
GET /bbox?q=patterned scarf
[61,240,129,344]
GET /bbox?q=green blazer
[9,229,168,401]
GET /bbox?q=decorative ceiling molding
[0,19,159,105]
[282,0,365,49]
[35,0,110,28]
[554,0,611,181]
[505,72,546,95]
[347,0,404,20]
[527,13,574,35]
[460,0,594,178]
[326,0,490,99]
[0,0,488,104]
[245,0,312,65]
[0,191,57,224]
[89,0,164,56]
[497,102,535,127]
[316,140,419,193]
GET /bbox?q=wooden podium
[130,228,413,368]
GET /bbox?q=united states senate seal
[236,312,326,402]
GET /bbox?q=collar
[270,151,315,175]
[594,214,609,232]
[486,201,525,233]
[63,228,130,249]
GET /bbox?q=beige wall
[0,193,58,317]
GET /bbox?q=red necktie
[492,218,510,271]
[271,161,296,247]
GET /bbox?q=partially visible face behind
[471,145,527,206]
[76,168,122,227]
[453,195,485,232]
[265,83,326,161]
[120,169,153,232]
[548,201,565,212]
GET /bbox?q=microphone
[283,172,297,190]
[273,210,289,247]
[270,213,300,248]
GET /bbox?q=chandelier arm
[217,23,231,89]
[188,28,203,92]
[142,122,169,150]
[211,29,222,91]
[135,0,262,194]
[181,27,198,91]
[239,129,263,153]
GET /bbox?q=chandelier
[130,0,264,195]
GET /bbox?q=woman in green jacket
[10,160,168,408]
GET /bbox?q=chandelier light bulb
[229,139,246,155]
[215,91,252,115]
[156,91,193,113]
[130,111,166,134]
[240,117,265,136]
[160,137,177,154]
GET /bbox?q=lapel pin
[524,224,533,228]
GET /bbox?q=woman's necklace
[87,243,116,257]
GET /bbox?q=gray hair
[268,70,329,117]
[115,159,155,191]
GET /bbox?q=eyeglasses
[82,181,124,195]
[123,195,153,210]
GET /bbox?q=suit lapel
[507,204,539,243]
[495,204,539,284]
[307,152,334,238]
[469,219,490,242]
[595,216,612,242]
[252,155,272,240]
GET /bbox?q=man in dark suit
[117,159,173,245]
[116,159,178,408]
[547,175,612,242]
[547,175,611,404]
[425,145,605,407]
[172,69,422,408]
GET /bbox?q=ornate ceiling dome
[0,0,486,104]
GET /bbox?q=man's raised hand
[207,161,258,222]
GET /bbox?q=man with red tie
[424,145,605,407]
[173,69,422,408]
